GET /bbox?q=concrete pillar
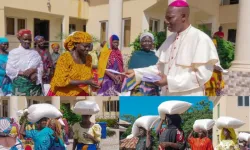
[167,0,173,37]
[230,0,250,71]
[9,96,18,120]
[108,0,123,49]
[51,96,60,109]
[62,15,69,39]
[0,8,5,37]
[142,13,149,32]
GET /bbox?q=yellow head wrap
[64,31,92,51]
[51,43,60,49]
[220,128,237,144]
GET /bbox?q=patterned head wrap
[109,34,119,49]
[220,128,237,144]
[0,37,8,44]
[51,43,60,49]
[64,31,93,51]
[34,35,44,43]
[17,29,32,39]
[140,32,154,42]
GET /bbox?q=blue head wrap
[111,35,119,41]
[34,35,44,42]
[0,37,8,44]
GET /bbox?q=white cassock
[133,25,219,96]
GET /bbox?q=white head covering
[140,32,154,42]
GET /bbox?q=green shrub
[96,118,117,128]
[216,37,235,69]
[60,104,81,126]
[198,25,235,69]
[107,129,116,137]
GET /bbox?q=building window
[2,100,9,117]
[33,101,39,104]
[17,19,26,32]
[238,96,250,106]
[103,100,119,112]
[6,17,15,35]
[238,96,243,106]
[122,19,131,47]
[245,97,249,106]
[69,24,76,34]
[149,18,160,33]
[230,0,239,4]
[228,29,236,43]
[100,21,108,43]
[83,25,86,32]
[6,17,26,35]
[221,0,239,5]
[217,104,220,118]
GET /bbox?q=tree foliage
[120,114,142,139]
[181,100,213,137]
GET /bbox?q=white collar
[177,25,192,36]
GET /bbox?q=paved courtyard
[66,129,119,150]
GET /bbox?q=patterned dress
[97,50,124,96]
[37,49,53,84]
[188,137,213,150]
[26,127,65,150]
[73,123,101,150]
[49,51,93,96]
[0,54,12,96]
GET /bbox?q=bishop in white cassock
[126,0,219,96]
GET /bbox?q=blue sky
[120,96,213,119]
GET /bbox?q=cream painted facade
[212,96,250,147]
[0,0,239,51]
[0,96,119,123]
[0,0,89,50]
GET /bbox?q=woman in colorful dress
[48,31,100,96]
[136,127,154,150]
[0,37,12,96]
[127,32,159,96]
[72,115,101,150]
[156,114,186,150]
[216,128,240,150]
[98,34,124,96]
[20,117,65,150]
[34,36,53,84]
[188,129,213,150]
[6,29,43,96]
[205,38,225,96]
